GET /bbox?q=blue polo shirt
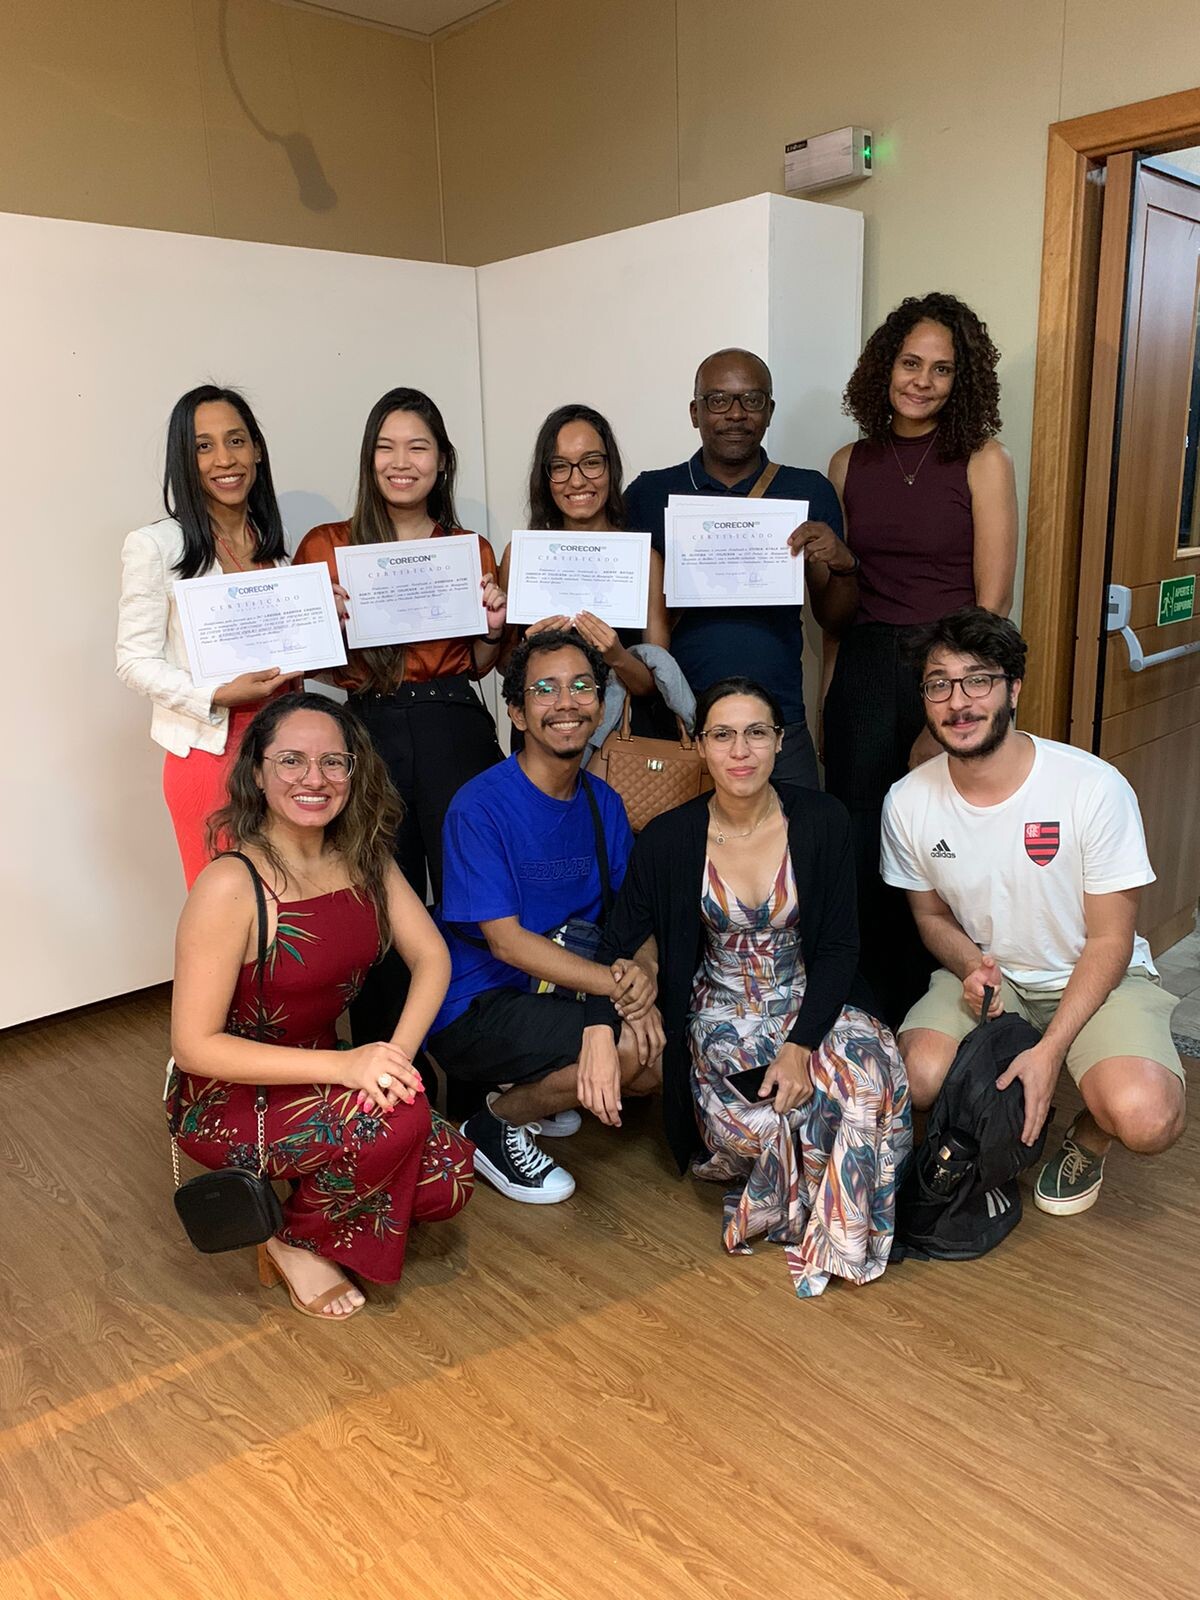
[624,448,842,725]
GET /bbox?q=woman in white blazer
[117,385,293,885]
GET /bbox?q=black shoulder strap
[580,772,612,918]
[218,853,271,1123]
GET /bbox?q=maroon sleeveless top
[225,886,381,1050]
[843,433,975,625]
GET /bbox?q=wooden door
[1079,161,1200,952]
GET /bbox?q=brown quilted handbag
[586,698,713,832]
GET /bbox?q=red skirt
[161,703,258,888]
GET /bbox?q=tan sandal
[256,1242,366,1320]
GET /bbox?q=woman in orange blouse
[294,388,506,1042]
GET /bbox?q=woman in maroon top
[821,293,1018,1024]
[170,692,473,1320]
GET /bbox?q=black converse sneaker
[460,1104,576,1204]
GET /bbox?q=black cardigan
[586,784,873,1173]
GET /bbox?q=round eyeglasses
[697,723,782,748]
[547,453,608,483]
[523,677,599,704]
[919,673,1009,703]
[262,751,356,782]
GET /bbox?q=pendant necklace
[888,427,939,487]
[215,521,256,572]
[709,796,779,846]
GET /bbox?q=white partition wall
[0,213,484,1029]
[1,194,861,1030]
[475,193,863,560]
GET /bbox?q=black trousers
[823,623,934,1029]
[348,676,503,1050]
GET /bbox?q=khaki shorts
[899,967,1185,1087]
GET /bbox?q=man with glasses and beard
[624,348,859,789]
[881,608,1185,1217]
[429,629,663,1204]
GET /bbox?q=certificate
[335,535,488,648]
[664,494,808,608]
[506,530,651,629]
[173,564,346,689]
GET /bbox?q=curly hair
[843,292,1002,460]
[501,627,609,709]
[207,692,403,950]
[904,606,1027,683]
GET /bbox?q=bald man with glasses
[625,348,858,789]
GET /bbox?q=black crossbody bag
[170,852,284,1253]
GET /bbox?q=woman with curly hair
[168,691,473,1320]
[821,292,1018,1025]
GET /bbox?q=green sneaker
[1034,1124,1106,1216]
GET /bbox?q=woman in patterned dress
[169,691,473,1320]
[581,677,911,1296]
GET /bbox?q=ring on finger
[377,1073,393,1089]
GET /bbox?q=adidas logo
[930,839,956,860]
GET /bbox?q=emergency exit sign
[1158,575,1196,626]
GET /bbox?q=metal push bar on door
[1106,584,1200,672]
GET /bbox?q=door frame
[1022,86,1200,740]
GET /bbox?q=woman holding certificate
[819,293,1018,1024]
[578,677,910,1298]
[116,385,294,887]
[169,691,473,1320]
[499,405,671,727]
[294,389,506,1043]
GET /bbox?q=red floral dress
[168,885,473,1282]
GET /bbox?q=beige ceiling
[282,0,508,37]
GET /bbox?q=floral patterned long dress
[167,884,473,1282]
[687,853,911,1298]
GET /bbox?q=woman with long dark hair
[579,677,910,1297]
[169,691,473,1320]
[117,385,293,885]
[294,388,506,1042]
[500,403,670,706]
[820,292,1019,1024]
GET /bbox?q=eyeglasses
[524,677,600,704]
[547,452,608,483]
[262,750,356,781]
[697,723,781,747]
[696,389,771,414]
[920,672,1009,703]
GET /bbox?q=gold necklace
[709,796,780,845]
[888,426,939,486]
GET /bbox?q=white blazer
[115,518,287,758]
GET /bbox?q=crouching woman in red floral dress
[168,690,473,1320]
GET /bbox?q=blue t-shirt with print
[432,755,632,1031]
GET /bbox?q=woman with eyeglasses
[169,691,474,1321]
[578,676,910,1298]
[499,404,672,731]
[294,388,506,1044]
[820,293,1018,1024]
[117,385,295,887]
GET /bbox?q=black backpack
[895,995,1051,1261]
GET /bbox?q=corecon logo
[231,583,276,596]
[376,554,434,567]
[702,520,755,531]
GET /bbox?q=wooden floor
[1,987,1198,1600]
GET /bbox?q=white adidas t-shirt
[881,735,1156,991]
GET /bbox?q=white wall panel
[0,212,483,1029]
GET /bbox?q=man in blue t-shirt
[429,628,663,1204]
[624,347,860,788]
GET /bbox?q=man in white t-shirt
[881,608,1185,1216]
